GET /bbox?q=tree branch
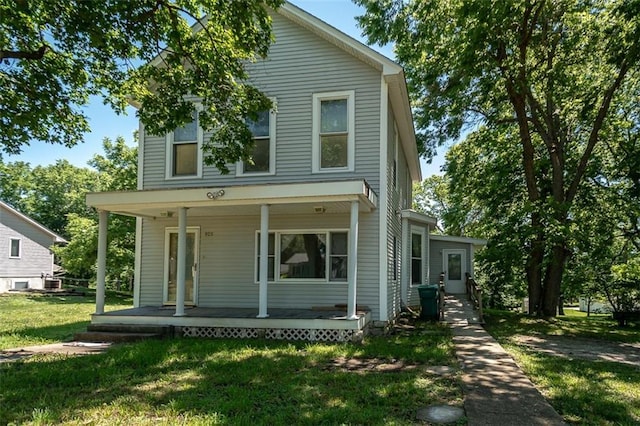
[565,58,631,203]
[0,45,48,61]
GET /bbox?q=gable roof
[0,201,67,243]
[277,2,422,181]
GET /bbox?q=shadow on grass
[0,334,461,425]
[484,309,640,343]
[516,350,640,425]
[1,320,92,347]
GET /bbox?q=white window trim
[165,104,204,180]
[236,98,277,177]
[410,230,425,287]
[9,238,21,259]
[312,90,355,173]
[254,229,349,284]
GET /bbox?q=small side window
[9,238,21,258]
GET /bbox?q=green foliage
[52,137,138,283]
[0,0,283,172]
[0,296,460,425]
[0,136,138,283]
[358,0,640,315]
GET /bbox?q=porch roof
[86,179,378,218]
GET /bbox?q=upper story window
[166,108,203,179]
[312,90,355,173]
[238,104,276,176]
[9,238,21,258]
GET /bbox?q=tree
[54,137,139,284]
[1,0,282,172]
[412,175,449,233]
[357,0,640,316]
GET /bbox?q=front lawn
[484,309,640,425]
[0,292,462,425]
[0,289,133,349]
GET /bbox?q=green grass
[0,292,463,425]
[484,309,640,425]
[0,288,133,349]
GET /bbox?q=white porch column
[347,200,359,319]
[95,210,109,315]
[174,207,188,317]
[257,204,270,318]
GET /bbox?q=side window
[9,238,21,258]
[166,109,202,179]
[238,104,276,176]
[312,91,355,173]
[411,233,422,285]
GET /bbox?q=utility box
[418,284,439,320]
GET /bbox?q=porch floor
[92,306,372,337]
[99,306,367,321]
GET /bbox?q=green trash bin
[417,284,439,320]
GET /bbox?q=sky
[7,0,447,177]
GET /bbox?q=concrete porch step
[73,330,162,343]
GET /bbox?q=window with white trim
[238,105,276,176]
[166,109,203,179]
[411,232,423,285]
[9,238,20,258]
[256,230,348,282]
[312,91,355,172]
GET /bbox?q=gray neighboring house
[0,201,67,292]
[85,2,484,341]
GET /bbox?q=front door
[164,227,199,305]
[443,249,466,294]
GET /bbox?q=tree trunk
[527,213,544,315]
[541,244,568,317]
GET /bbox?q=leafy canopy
[0,0,283,172]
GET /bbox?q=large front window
[256,231,348,282]
[312,91,355,173]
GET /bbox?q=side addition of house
[85,2,483,341]
[0,201,67,293]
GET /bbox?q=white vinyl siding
[312,91,355,173]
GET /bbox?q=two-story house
[0,201,66,292]
[85,2,483,341]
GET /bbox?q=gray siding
[385,107,402,321]
[141,12,382,194]
[0,208,56,290]
[138,210,382,318]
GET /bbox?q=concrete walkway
[444,295,566,425]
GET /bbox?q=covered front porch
[85,180,378,341]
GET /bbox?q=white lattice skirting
[181,326,360,342]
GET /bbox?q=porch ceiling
[86,180,378,218]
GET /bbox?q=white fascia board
[386,73,421,182]
[430,234,488,246]
[401,209,437,226]
[87,180,377,213]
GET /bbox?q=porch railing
[439,272,446,321]
[465,272,484,323]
